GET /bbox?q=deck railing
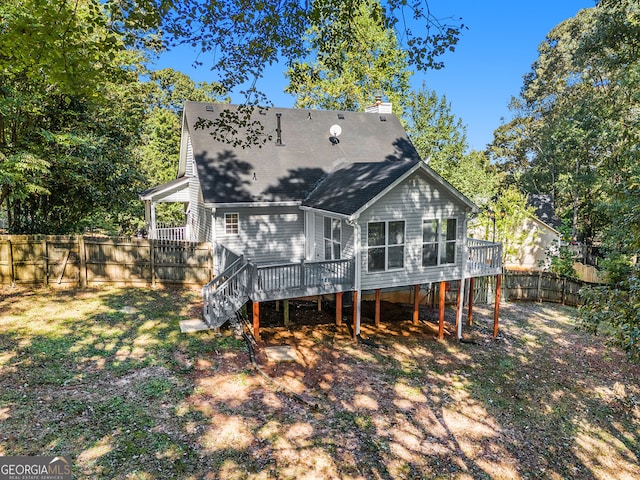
[253,258,355,302]
[202,255,250,328]
[466,238,503,277]
[215,243,243,276]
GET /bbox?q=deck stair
[202,256,252,329]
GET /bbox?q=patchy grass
[1,287,639,479]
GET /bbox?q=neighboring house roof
[139,176,189,201]
[527,194,561,230]
[302,159,476,217]
[182,102,422,205]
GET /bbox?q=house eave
[204,201,302,209]
[139,176,190,202]
[349,161,478,219]
[298,205,352,220]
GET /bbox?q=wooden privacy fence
[501,270,589,306]
[0,235,213,287]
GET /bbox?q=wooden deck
[203,240,503,328]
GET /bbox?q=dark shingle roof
[527,194,561,229]
[183,102,421,204]
[302,159,419,216]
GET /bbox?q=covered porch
[139,177,192,241]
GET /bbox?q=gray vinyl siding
[185,137,194,177]
[312,213,354,261]
[186,136,212,242]
[215,206,305,264]
[359,170,469,291]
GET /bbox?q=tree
[490,0,640,359]
[285,0,412,114]
[405,86,468,172]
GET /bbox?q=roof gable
[183,102,421,204]
[302,160,477,218]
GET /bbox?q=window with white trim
[422,218,457,266]
[324,217,341,260]
[224,213,239,235]
[367,220,405,272]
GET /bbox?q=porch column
[413,285,420,325]
[493,274,502,338]
[375,289,381,326]
[438,281,446,340]
[253,301,260,340]
[468,277,475,326]
[336,292,343,326]
[353,290,360,339]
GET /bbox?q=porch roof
[139,177,189,202]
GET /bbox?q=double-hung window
[224,213,239,235]
[324,217,341,260]
[367,220,405,272]
[422,218,457,266]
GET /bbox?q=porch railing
[151,226,188,242]
[466,238,503,277]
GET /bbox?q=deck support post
[336,292,343,326]
[353,290,359,340]
[413,285,420,325]
[468,277,475,326]
[456,279,466,340]
[438,281,446,340]
[253,301,260,340]
[317,296,322,311]
[493,274,502,338]
[283,299,290,327]
[375,289,381,326]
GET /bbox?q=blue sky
[155,0,595,152]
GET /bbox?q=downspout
[457,214,470,340]
[349,216,362,336]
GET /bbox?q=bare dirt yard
[1,286,638,479]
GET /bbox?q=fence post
[208,243,214,282]
[8,237,15,286]
[42,237,48,286]
[561,276,567,305]
[78,236,87,288]
[537,271,542,302]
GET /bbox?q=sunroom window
[367,220,405,272]
[422,218,457,266]
[324,217,341,260]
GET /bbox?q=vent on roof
[379,115,387,122]
[276,113,285,146]
[337,113,345,119]
[205,105,214,112]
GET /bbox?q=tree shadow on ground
[1,288,638,479]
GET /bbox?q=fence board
[0,235,212,287]
[503,270,589,306]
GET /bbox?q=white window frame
[224,212,239,236]
[323,217,342,260]
[422,218,458,267]
[366,220,405,272]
